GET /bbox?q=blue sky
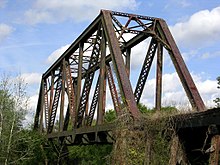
[0,0,220,123]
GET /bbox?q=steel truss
[34,10,206,147]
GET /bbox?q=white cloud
[24,0,138,24]
[170,6,220,47]
[46,44,70,64]
[139,71,219,109]
[192,74,219,104]
[0,23,14,43]
[197,79,218,95]
[23,94,39,126]
[163,91,187,105]
[131,39,149,70]
[28,94,39,110]
[20,73,42,85]
[162,73,181,92]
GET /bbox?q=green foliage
[0,87,27,164]
[138,102,177,116]
[104,109,116,123]
[8,130,56,165]
[213,76,220,108]
[148,127,170,164]
[161,106,177,112]
[0,75,54,164]
[127,148,145,164]
[137,103,152,114]
[69,144,112,164]
[111,104,178,164]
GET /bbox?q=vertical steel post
[76,43,83,127]
[34,79,42,130]
[39,80,44,132]
[84,100,89,126]
[49,72,55,116]
[107,65,120,114]
[64,60,76,128]
[59,61,65,132]
[44,81,49,129]
[126,48,131,77]
[97,30,106,125]
[155,43,163,110]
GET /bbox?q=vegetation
[69,144,112,164]
[104,109,117,123]
[111,104,179,164]
[0,74,198,164]
[213,76,220,108]
[0,75,56,164]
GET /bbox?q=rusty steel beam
[106,65,120,114]
[48,76,62,133]
[155,43,163,110]
[102,10,140,119]
[34,80,42,130]
[97,31,106,125]
[59,66,65,132]
[49,72,55,120]
[63,106,70,131]
[44,81,49,129]
[125,48,131,77]
[63,60,76,128]
[111,10,156,21]
[40,81,44,132]
[86,76,100,126]
[76,43,83,118]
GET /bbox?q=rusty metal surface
[47,75,62,133]
[47,123,115,145]
[102,10,140,119]
[86,76,100,126]
[76,25,102,127]
[33,10,207,153]
[106,65,120,114]
[155,43,163,110]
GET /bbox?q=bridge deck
[47,108,220,146]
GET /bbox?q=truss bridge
[33,10,220,164]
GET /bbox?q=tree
[0,74,53,164]
[0,75,27,164]
[213,76,220,108]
